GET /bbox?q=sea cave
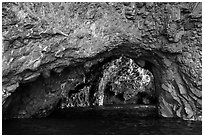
[2,2,202,135]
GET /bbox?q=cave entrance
[94,56,158,108]
[54,55,159,118]
[3,53,161,119]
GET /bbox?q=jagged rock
[61,86,90,108]
[93,56,154,105]
[2,2,202,121]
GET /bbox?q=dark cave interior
[3,50,165,119]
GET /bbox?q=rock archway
[3,45,201,120]
[2,2,201,121]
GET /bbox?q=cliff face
[2,2,202,120]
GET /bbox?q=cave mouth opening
[94,56,158,107]
[3,52,163,119]
[52,55,160,118]
[56,55,160,118]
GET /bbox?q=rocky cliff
[2,2,202,120]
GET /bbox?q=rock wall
[2,2,202,120]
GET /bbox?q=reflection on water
[2,106,202,135]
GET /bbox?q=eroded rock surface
[2,2,202,120]
[94,56,154,106]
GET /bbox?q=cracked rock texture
[2,2,202,120]
[94,56,154,106]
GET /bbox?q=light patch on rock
[5,83,19,92]
[23,73,41,82]
[90,23,97,37]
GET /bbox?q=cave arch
[2,44,200,120]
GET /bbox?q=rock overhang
[2,2,202,121]
[1,46,196,120]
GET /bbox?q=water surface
[3,105,202,135]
